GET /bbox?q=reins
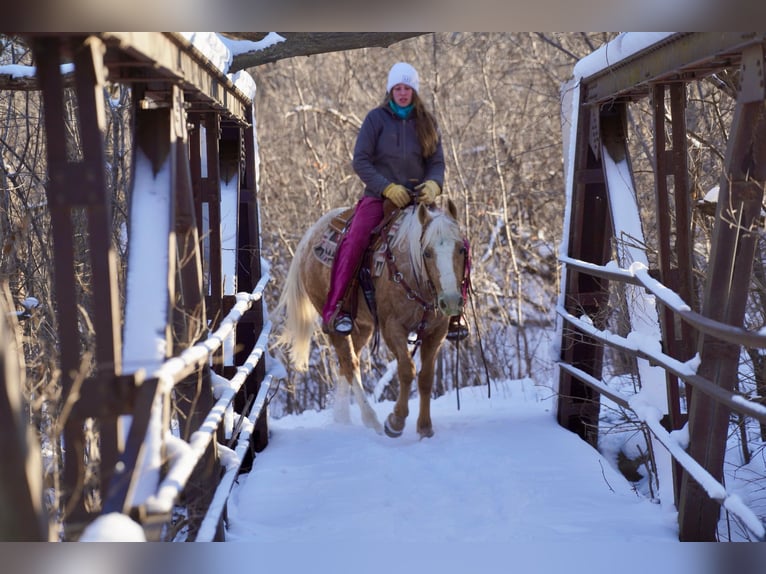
[452,238,492,410]
[383,228,436,357]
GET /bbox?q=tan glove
[415,180,440,204]
[382,183,411,208]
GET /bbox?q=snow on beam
[556,305,766,424]
[560,255,766,349]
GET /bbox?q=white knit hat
[386,62,419,93]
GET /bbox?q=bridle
[384,236,436,355]
[383,211,468,354]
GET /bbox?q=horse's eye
[459,246,466,255]
[423,249,432,258]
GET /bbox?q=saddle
[312,203,404,331]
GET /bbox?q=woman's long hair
[383,91,440,158]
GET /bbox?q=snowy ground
[221,378,707,571]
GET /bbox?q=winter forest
[2,31,766,548]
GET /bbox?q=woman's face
[391,83,413,107]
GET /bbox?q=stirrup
[446,315,469,342]
[334,313,353,336]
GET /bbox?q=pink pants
[322,196,384,325]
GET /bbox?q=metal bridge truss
[558,32,766,541]
[0,33,271,541]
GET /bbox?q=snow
[573,33,676,79]
[120,148,173,505]
[180,32,232,74]
[224,380,683,562]
[229,70,256,101]
[218,32,286,57]
[179,32,274,100]
[122,149,172,374]
[78,513,146,542]
[0,63,74,78]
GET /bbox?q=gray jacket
[352,105,445,199]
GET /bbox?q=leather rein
[382,207,469,355]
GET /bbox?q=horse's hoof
[384,413,404,438]
[417,426,434,439]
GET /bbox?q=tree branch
[224,32,429,73]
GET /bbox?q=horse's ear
[445,197,458,220]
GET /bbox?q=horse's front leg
[414,333,442,438]
[331,334,382,434]
[383,326,416,438]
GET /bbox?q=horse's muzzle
[438,292,464,317]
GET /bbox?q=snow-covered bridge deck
[225,380,676,556]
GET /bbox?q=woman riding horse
[321,61,468,341]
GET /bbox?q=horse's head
[417,200,468,317]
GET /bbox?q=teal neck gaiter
[389,100,414,119]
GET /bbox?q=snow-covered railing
[145,317,274,515]
[152,274,270,391]
[556,304,766,425]
[195,370,273,542]
[561,256,766,349]
[557,360,765,541]
[100,265,274,530]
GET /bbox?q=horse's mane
[390,205,462,284]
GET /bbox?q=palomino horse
[276,199,467,438]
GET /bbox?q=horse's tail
[275,230,317,372]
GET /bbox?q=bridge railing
[0,33,273,541]
[557,32,766,541]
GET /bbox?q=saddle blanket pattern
[312,209,403,278]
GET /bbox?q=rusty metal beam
[679,44,766,541]
[33,35,132,526]
[203,113,224,375]
[13,33,252,126]
[582,32,766,106]
[652,83,697,506]
[101,33,250,124]
[235,115,269,457]
[557,101,611,447]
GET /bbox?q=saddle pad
[313,208,354,268]
[312,207,404,275]
[370,216,404,277]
